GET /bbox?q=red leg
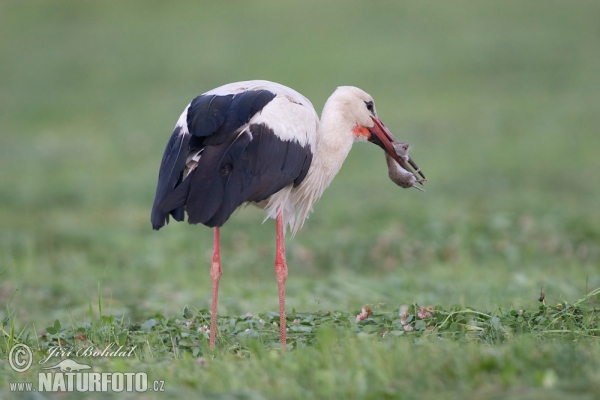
[275,210,288,350]
[209,227,222,349]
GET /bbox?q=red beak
[368,117,426,183]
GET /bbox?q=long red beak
[368,117,426,183]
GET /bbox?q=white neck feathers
[288,94,357,235]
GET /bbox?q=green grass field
[1,1,600,398]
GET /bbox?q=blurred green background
[1,0,599,329]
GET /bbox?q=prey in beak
[385,143,425,191]
[367,117,426,189]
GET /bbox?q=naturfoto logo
[8,344,165,394]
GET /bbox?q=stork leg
[209,227,222,349]
[275,209,288,350]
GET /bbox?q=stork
[151,80,425,350]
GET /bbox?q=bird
[150,80,425,350]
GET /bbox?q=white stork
[151,80,425,350]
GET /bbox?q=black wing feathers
[151,126,190,229]
[293,148,313,188]
[151,89,313,230]
[185,131,251,226]
[186,94,233,142]
[186,90,276,147]
[245,124,298,201]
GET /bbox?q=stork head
[332,86,426,184]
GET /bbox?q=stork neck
[311,104,355,183]
[293,105,354,210]
[287,99,357,235]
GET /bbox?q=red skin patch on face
[352,124,371,139]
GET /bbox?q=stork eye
[365,101,374,113]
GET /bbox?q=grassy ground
[1,1,600,398]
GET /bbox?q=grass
[1,0,600,398]
[2,289,599,398]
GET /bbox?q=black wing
[150,125,190,229]
[151,90,312,230]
